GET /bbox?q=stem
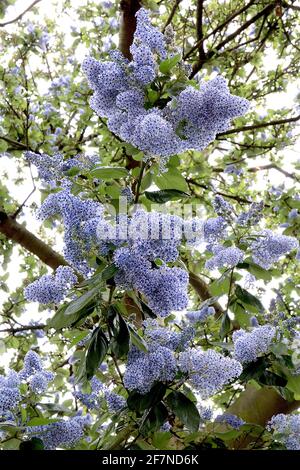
[134,161,146,204]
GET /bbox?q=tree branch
[162,0,182,33]
[189,271,223,318]
[184,0,257,60]
[227,384,300,449]
[190,3,276,76]
[196,0,206,61]
[0,323,46,334]
[119,0,141,59]
[0,211,67,270]
[0,0,42,27]
[217,114,300,137]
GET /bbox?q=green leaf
[127,383,167,413]
[26,417,59,426]
[154,168,189,193]
[86,327,108,379]
[286,374,300,399]
[128,325,148,352]
[159,54,181,74]
[64,286,99,316]
[209,275,230,296]
[235,285,264,312]
[219,313,231,339]
[237,262,272,281]
[48,300,96,330]
[140,402,168,435]
[258,370,287,387]
[166,390,200,432]
[91,166,129,180]
[152,432,172,450]
[19,438,44,451]
[110,312,130,358]
[145,189,189,203]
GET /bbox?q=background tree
[0,0,299,451]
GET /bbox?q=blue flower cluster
[124,344,177,394]
[186,305,215,323]
[37,188,103,274]
[74,376,125,412]
[232,325,276,363]
[205,245,244,271]
[26,415,89,449]
[0,371,21,416]
[19,351,54,394]
[215,413,245,429]
[26,151,99,185]
[24,266,78,304]
[236,201,264,226]
[178,348,242,398]
[250,230,299,269]
[123,320,195,394]
[112,211,189,316]
[83,8,249,168]
[267,414,300,450]
[74,376,103,409]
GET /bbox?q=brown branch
[217,114,300,137]
[0,324,46,334]
[248,163,298,181]
[0,0,42,27]
[0,211,67,270]
[227,384,300,449]
[0,135,28,150]
[190,3,276,76]
[119,0,141,59]
[162,0,182,33]
[186,178,253,204]
[189,271,223,318]
[196,0,206,61]
[184,0,257,60]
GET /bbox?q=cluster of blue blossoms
[124,320,194,393]
[267,414,300,450]
[232,325,276,363]
[178,348,242,399]
[26,415,90,450]
[0,351,54,418]
[74,376,126,413]
[24,266,77,304]
[82,8,250,169]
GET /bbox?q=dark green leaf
[91,166,128,180]
[140,402,168,435]
[145,189,189,203]
[127,383,167,413]
[258,370,287,387]
[64,287,99,317]
[235,285,264,312]
[219,313,231,339]
[48,300,96,330]
[110,312,130,358]
[128,325,148,352]
[86,327,108,379]
[19,438,44,451]
[166,390,200,432]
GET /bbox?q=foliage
[0,0,300,451]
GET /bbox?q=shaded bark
[119,0,141,59]
[227,384,300,448]
[189,271,223,318]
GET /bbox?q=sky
[0,0,299,363]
